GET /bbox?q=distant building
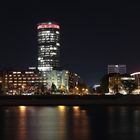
[108,65,126,74]
[37,22,60,85]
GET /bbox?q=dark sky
[0,0,140,85]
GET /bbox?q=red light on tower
[37,24,60,29]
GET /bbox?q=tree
[122,80,137,94]
[51,83,57,93]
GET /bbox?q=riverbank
[0,95,140,106]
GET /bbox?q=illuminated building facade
[131,72,140,94]
[45,70,80,93]
[0,69,80,95]
[131,72,140,87]
[1,69,40,95]
[101,73,136,95]
[37,22,60,84]
[108,65,126,74]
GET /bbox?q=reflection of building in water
[57,106,67,140]
[19,106,27,114]
[18,106,27,140]
[58,106,66,112]
[72,107,91,140]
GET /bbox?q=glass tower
[37,22,60,85]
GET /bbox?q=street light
[75,86,79,95]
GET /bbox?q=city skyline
[0,1,140,85]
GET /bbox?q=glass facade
[37,22,60,72]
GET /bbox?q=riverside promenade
[0,95,140,106]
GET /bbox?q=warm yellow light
[22,85,25,89]
[73,106,80,110]
[82,88,85,91]
[85,89,88,92]
[19,106,27,114]
[75,86,79,90]
[58,106,66,112]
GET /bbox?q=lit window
[56,43,60,46]
[56,31,59,34]
[17,72,21,74]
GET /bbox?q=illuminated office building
[0,68,40,95]
[37,22,60,71]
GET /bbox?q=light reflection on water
[0,106,140,140]
[18,106,27,140]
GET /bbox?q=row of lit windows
[39,44,60,48]
[38,40,58,43]
[38,37,58,41]
[40,47,58,51]
[38,39,58,43]
[38,30,59,35]
[11,71,35,74]
[39,52,57,55]
[39,52,58,56]
[38,62,54,65]
[5,74,38,77]
[38,34,57,38]
[6,80,45,83]
[38,35,59,38]
[5,77,38,80]
[38,32,57,35]
[13,72,21,74]
[38,61,58,66]
[39,49,55,53]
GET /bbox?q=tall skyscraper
[108,65,126,74]
[37,22,60,72]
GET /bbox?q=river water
[0,105,140,140]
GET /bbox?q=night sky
[0,0,140,85]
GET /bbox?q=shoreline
[0,95,140,106]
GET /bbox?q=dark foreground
[0,94,140,106]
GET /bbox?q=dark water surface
[0,105,140,140]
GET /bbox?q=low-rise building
[0,69,80,95]
[1,69,40,95]
[131,72,140,94]
[44,70,80,93]
[101,73,136,95]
